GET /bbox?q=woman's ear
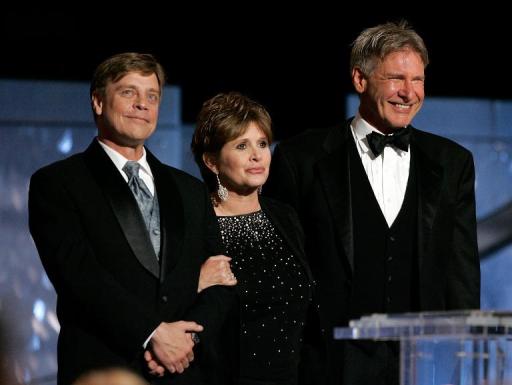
[202,153,219,174]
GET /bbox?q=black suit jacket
[28,140,232,385]
[265,120,480,381]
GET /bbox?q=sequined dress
[217,210,312,385]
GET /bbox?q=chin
[390,119,412,129]
[240,182,264,193]
[251,178,268,187]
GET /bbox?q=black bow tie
[366,127,411,156]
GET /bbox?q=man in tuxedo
[29,53,231,385]
[266,21,480,385]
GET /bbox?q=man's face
[92,71,160,147]
[353,49,425,134]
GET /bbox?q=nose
[398,80,414,100]
[134,96,148,110]
[250,147,263,161]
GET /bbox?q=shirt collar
[350,112,409,156]
[350,112,378,154]
[96,138,153,178]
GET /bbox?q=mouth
[125,115,150,123]
[246,168,265,174]
[390,102,413,111]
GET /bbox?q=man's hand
[144,350,165,377]
[150,321,203,374]
[198,255,237,293]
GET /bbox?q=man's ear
[202,153,219,174]
[352,67,367,94]
[91,91,103,116]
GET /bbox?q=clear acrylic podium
[334,310,512,385]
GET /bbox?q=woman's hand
[198,255,237,292]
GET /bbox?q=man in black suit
[29,53,231,385]
[266,21,480,385]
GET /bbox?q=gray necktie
[122,161,154,229]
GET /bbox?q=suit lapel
[147,151,184,282]
[316,123,355,272]
[84,140,160,278]
[410,128,443,268]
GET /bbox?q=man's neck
[98,137,144,161]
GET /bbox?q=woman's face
[209,122,271,196]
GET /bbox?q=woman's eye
[236,143,247,150]
[259,141,268,148]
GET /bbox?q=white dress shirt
[97,139,155,195]
[350,114,411,227]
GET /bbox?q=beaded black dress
[217,210,312,385]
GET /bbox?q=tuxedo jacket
[29,140,233,385]
[266,119,480,338]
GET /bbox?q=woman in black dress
[191,92,314,385]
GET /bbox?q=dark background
[2,10,509,140]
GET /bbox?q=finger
[156,366,165,376]
[174,362,185,374]
[187,351,194,362]
[182,321,204,332]
[144,350,152,362]
[149,362,165,377]
[224,265,235,276]
[149,360,164,372]
[224,271,236,279]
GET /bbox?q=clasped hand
[145,321,203,376]
[145,254,236,377]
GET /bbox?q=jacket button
[161,295,168,303]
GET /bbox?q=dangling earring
[216,174,229,201]
[257,185,263,195]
